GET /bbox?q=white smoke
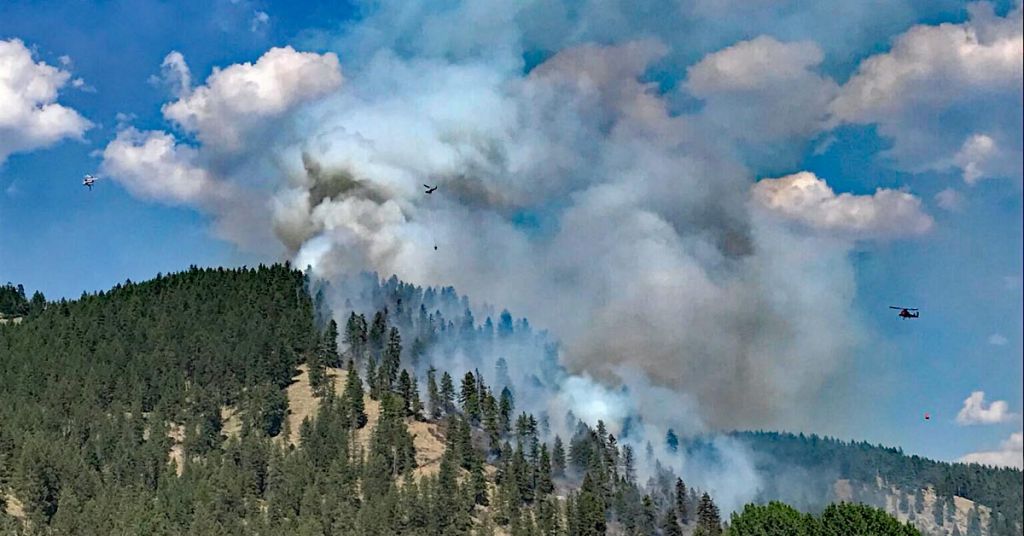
[97,0,970,512]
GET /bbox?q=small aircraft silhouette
[423,184,438,194]
[889,306,919,319]
[82,174,98,190]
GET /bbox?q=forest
[0,265,1013,535]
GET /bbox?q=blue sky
[0,0,1021,467]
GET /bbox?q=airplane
[82,174,98,190]
[423,184,438,194]
[889,306,920,319]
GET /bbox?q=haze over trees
[0,266,1017,535]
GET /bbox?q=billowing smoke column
[274,40,860,435]
[100,0,979,512]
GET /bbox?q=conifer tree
[661,507,683,536]
[323,318,340,367]
[637,494,657,535]
[427,366,442,419]
[666,429,680,453]
[343,312,367,362]
[697,492,722,536]
[575,472,607,536]
[366,357,379,400]
[441,371,456,415]
[552,436,566,478]
[499,387,515,434]
[460,372,481,422]
[380,327,402,392]
[344,360,367,429]
[537,444,554,497]
[622,445,636,485]
[369,309,389,357]
[675,477,688,524]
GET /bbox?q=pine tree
[499,387,515,434]
[460,372,480,422]
[622,445,636,485]
[369,309,389,357]
[575,472,607,536]
[380,327,402,392]
[696,492,722,536]
[537,444,554,497]
[675,477,688,524]
[666,429,679,453]
[967,506,982,536]
[440,371,456,414]
[344,360,368,428]
[427,366,442,419]
[552,436,566,478]
[399,369,415,417]
[660,507,683,536]
[343,312,367,362]
[638,495,656,535]
[323,319,340,367]
[308,347,327,396]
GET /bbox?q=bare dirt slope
[281,364,443,476]
[833,479,992,536]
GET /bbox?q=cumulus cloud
[960,432,1024,469]
[0,38,92,164]
[161,46,342,153]
[100,127,272,251]
[101,127,220,204]
[150,51,192,98]
[934,187,963,211]
[956,390,1016,425]
[831,2,1023,183]
[686,36,838,146]
[954,133,1001,185]
[752,171,933,238]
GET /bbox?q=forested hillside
[731,432,1023,536]
[0,265,997,535]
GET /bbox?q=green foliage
[0,283,30,317]
[728,501,817,535]
[733,430,1023,529]
[818,502,920,536]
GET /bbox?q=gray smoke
[99,0,969,512]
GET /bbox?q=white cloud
[0,38,92,164]
[934,187,963,211]
[161,46,342,153]
[956,390,1016,425]
[685,36,838,144]
[988,333,1008,346]
[960,432,1024,468]
[752,171,933,238]
[101,127,218,204]
[954,133,1000,185]
[150,51,192,98]
[250,10,270,32]
[830,3,1023,182]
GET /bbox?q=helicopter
[82,174,98,190]
[889,306,920,319]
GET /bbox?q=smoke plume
[98,0,981,511]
